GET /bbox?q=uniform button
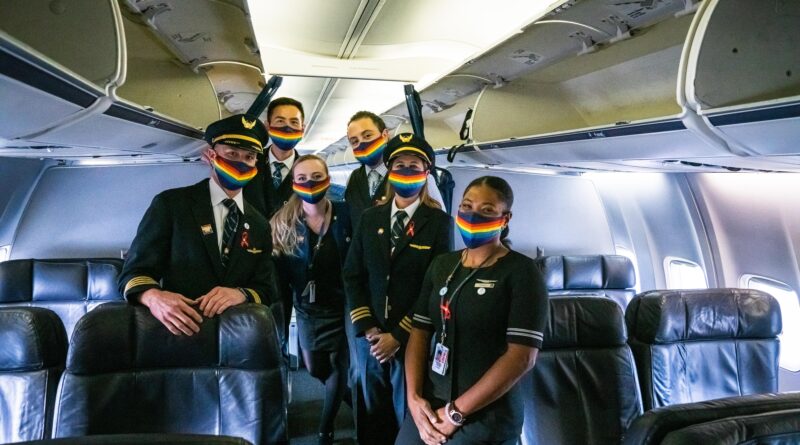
[334,216,338,221]
[346,237,351,242]
[386,275,390,280]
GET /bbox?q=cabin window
[741,275,800,372]
[615,245,641,293]
[0,245,9,262]
[664,257,707,289]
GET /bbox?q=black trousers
[395,415,518,445]
[354,336,406,445]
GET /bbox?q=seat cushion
[661,409,800,445]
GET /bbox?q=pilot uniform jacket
[119,179,276,305]
[343,201,451,345]
[274,201,352,350]
[243,148,298,219]
[344,164,388,232]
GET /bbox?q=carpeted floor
[288,369,357,445]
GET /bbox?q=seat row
[0,259,287,445]
[523,254,794,445]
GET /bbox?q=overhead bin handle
[404,84,425,140]
[246,75,283,117]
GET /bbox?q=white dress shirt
[209,179,244,251]
[391,197,421,228]
[268,146,296,182]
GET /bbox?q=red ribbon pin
[240,231,250,248]
[406,221,415,237]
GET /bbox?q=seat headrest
[543,296,628,349]
[0,307,67,371]
[625,289,781,344]
[537,255,635,291]
[67,303,281,374]
[0,258,124,303]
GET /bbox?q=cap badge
[241,116,257,130]
[399,134,413,143]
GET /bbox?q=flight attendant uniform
[343,134,452,444]
[274,201,352,353]
[397,249,549,444]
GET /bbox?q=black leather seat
[626,289,781,411]
[15,433,253,444]
[659,408,800,445]
[535,255,636,308]
[0,259,124,338]
[0,307,67,443]
[622,392,800,445]
[52,303,288,445]
[521,296,642,445]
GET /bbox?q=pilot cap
[205,114,268,154]
[383,132,435,168]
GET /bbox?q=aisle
[288,369,357,444]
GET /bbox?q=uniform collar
[268,146,296,168]
[392,197,421,220]
[209,177,244,213]
[367,163,387,177]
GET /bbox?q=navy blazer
[344,164,389,232]
[243,148,298,219]
[119,179,276,305]
[343,201,452,345]
[274,201,353,316]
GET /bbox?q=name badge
[432,342,449,376]
[302,280,316,303]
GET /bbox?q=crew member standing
[343,133,452,444]
[119,114,276,334]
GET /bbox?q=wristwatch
[445,401,466,426]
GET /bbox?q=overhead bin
[685,0,800,157]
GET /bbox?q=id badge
[302,281,316,303]
[432,342,449,376]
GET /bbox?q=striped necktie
[272,161,284,189]
[391,210,407,248]
[221,198,239,267]
[368,169,381,197]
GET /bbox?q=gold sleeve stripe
[351,312,372,322]
[124,276,159,294]
[350,306,370,317]
[399,322,412,333]
[399,318,413,331]
[351,308,371,318]
[245,288,261,304]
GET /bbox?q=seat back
[661,409,800,445]
[536,255,636,308]
[626,289,781,410]
[623,392,800,445]
[0,258,124,338]
[521,296,643,445]
[0,307,67,442]
[52,303,288,445]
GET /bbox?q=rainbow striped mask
[292,177,331,204]
[212,155,257,191]
[456,211,505,249]
[388,168,427,198]
[353,136,387,166]
[268,125,303,151]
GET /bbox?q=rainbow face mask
[388,167,427,198]
[353,136,387,166]
[292,177,331,204]
[456,211,505,249]
[268,126,303,151]
[213,155,257,191]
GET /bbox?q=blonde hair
[270,154,329,256]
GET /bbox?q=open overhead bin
[685,0,800,157]
[0,0,262,161]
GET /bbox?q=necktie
[272,161,285,189]
[391,210,407,248]
[368,169,381,197]
[221,198,239,267]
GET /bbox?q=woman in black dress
[270,154,351,445]
[396,176,549,445]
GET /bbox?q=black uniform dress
[119,179,276,305]
[274,201,352,352]
[396,250,549,445]
[343,201,452,444]
[344,164,388,232]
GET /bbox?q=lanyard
[438,249,497,344]
[305,201,331,276]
